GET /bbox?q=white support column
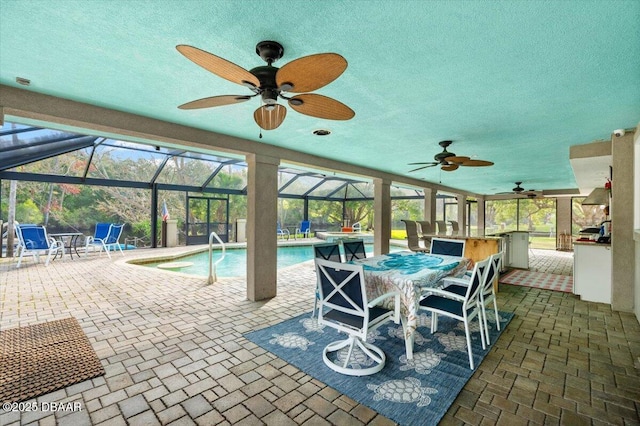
[457,194,466,235]
[556,197,572,248]
[423,188,435,232]
[374,178,391,256]
[477,196,486,236]
[246,153,280,301]
[611,130,635,312]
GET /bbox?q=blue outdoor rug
[245,310,513,426]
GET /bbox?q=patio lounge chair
[315,258,400,376]
[277,222,290,240]
[85,223,111,257]
[86,223,125,259]
[401,219,429,253]
[295,220,311,239]
[15,224,63,268]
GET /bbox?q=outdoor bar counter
[423,234,502,264]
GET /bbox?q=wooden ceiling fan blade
[178,95,251,110]
[276,53,347,93]
[460,159,494,167]
[254,104,287,130]
[176,45,260,87]
[441,163,459,172]
[408,162,438,166]
[288,94,355,120]
[446,156,471,165]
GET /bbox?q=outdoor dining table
[49,232,84,260]
[351,250,472,360]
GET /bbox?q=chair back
[343,239,366,261]
[430,237,466,257]
[401,219,423,251]
[436,220,447,235]
[482,252,503,295]
[315,259,368,333]
[300,220,310,232]
[449,220,459,235]
[105,224,124,244]
[313,242,342,262]
[18,225,50,250]
[463,257,490,306]
[417,220,431,235]
[94,223,111,240]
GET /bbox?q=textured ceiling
[1,0,639,195]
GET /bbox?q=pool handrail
[208,232,226,284]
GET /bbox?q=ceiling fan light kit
[176,40,355,131]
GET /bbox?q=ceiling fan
[408,140,494,172]
[176,40,355,131]
[498,182,541,198]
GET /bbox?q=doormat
[245,311,513,426]
[0,317,105,403]
[500,269,573,293]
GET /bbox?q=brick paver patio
[1,247,638,425]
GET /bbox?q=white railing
[208,232,226,284]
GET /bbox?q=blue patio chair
[86,223,125,258]
[85,223,112,257]
[15,224,63,268]
[277,222,290,240]
[295,220,311,239]
[102,224,125,259]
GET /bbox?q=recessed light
[313,129,331,136]
[16,77,30,86]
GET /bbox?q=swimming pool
[144,244,402,277]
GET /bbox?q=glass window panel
[390,186,423,198]
[278,198,304,228]
[345,200,373,229]
[346,182,374,199]
[156,156,220,186]
[467,200,478,236]
[484,199,518,235]
[8,146,91,177]
[444,201,458,225]
[277,170,301,191]
[392,199,424,234]
[296,176,344,198]
[519,198,556,249]
[86,141,166,182]
[309,200,343,231]
[208,163,248,190]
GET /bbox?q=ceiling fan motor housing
[249,65,280,105]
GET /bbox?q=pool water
[146,244,401,277]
